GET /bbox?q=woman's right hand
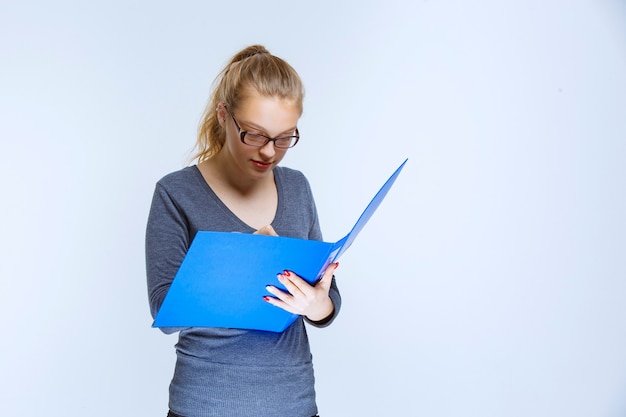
[253,225,278,236]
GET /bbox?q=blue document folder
[153,158,408,332]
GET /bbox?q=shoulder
[151,166,206,207]
[148,166,210,227]
[274,165,311,189]
[153,166,206,198]
[274,164,318,211]
[156,166,199,188]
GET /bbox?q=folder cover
[153,158,408,332]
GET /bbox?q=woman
[146,45,341,417]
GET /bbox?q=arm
[261,186,342,327]
[145,183,190,334]
[303,177,342,327]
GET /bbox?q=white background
[1,1,625,416]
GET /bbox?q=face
[217,94,300,181]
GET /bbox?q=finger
[277,272,307,297]
[253,225,278,236]
[318,262,339,290]
[265,284,292,302]
[263,295,299,314]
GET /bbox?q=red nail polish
[334,262,340,269]
[263,296,270,301]
[283,270,291,277]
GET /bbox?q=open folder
[153,158,408,332]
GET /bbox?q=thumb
[319,262,339,289]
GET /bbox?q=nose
[258,140,276,159]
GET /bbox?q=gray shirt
[146,165,341,417]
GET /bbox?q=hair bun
[232,45,270,63]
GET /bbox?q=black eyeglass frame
[224,105,300,149]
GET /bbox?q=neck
[200,152,274,196]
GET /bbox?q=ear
[216,102,227,127]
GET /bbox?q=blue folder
[153,158,408,332]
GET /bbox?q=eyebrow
[238,119,298,136]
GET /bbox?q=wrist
[306,298,334,322]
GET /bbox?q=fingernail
[277,274,284,281]
[334,262,340,269]
[283,270,291,277]
[263,296,270,302]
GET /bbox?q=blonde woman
[146,45,341,417]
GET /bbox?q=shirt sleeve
[303,182,342,328]
[145,182,190,334]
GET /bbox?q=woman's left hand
[264,262,338,322]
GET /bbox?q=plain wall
[1,1,625,416]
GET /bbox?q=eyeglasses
[224,105,300,149]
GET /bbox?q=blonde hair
[191,45,305,163]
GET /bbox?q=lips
[251,159,273,169]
